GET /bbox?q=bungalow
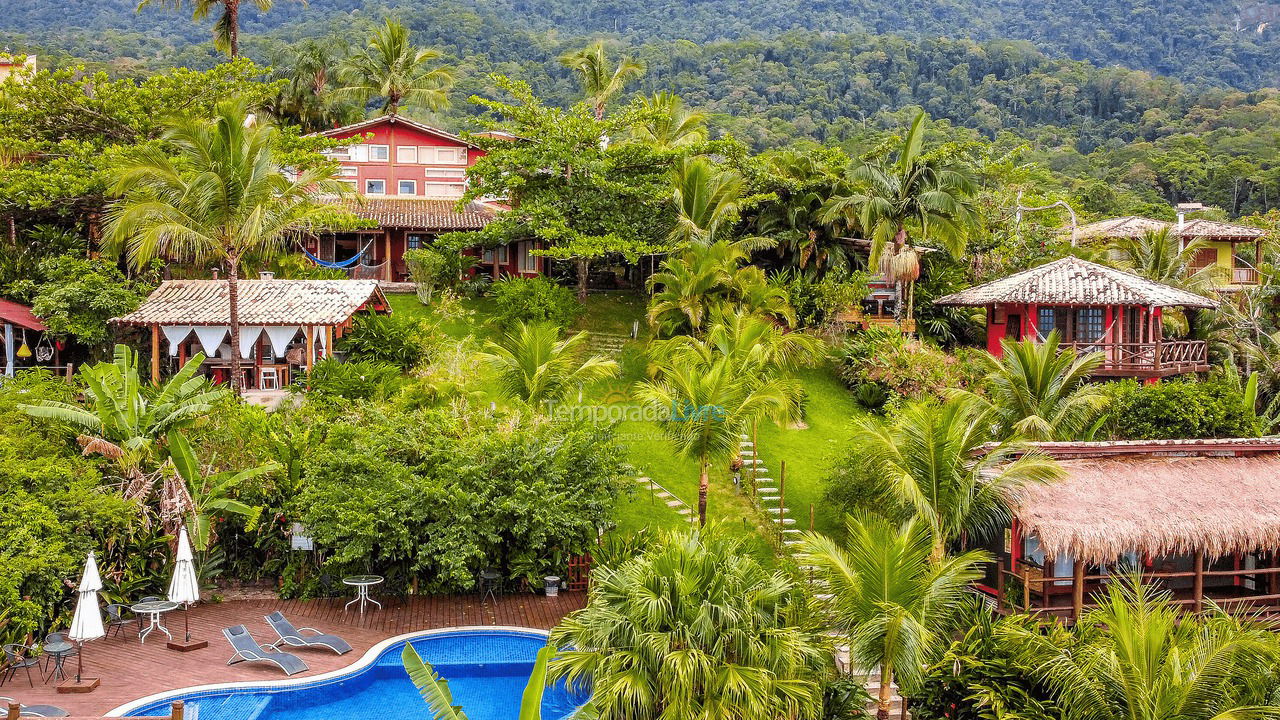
[112,277,389,389]
[306,115,543,282]
[1074,207,1266,291]
[1,298,61,377]
[983,438,1280,621]
[934,256,1217,380]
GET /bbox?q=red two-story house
[306,115,544,282]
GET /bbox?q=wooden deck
[3,592,585,719]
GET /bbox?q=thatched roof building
[999,438,1280,564]
[934,257,1217,309]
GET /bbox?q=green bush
[337,313,434,369]
[909,612,1061,720]
[491,276,583,328]
[1102,378,1261,440]
[836,328,980,402]
[293,406,627,594]
[292,358,404,401]
[29,256,148,352]
[773,270,871,329]
[404,246,478,303]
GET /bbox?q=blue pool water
[123,630,588,720]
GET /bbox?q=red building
[305,115,543,281]
[935,257,1217,380]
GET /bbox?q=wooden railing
[1063,340,1207,373]
[1188,265,1260,285]
[1232,266,1260,284]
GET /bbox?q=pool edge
[105,625,551,717]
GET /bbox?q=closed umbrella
[68,551,105,688]
[167,526,201,645]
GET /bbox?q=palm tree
[136,0,290,58]
[104,101,345,394]
[481,321,620,406]
[1110,228,1215,336]
[635,334,801,525]
[852,395,1063,561]
[646,240,795,335]
[164,430,277,551]
[338,19,454,116]
[799,514,988,720]
[266,39,363,132]
[20,345,228,499]
[999,575,1280,720]
[668,156,746,246]
[558,41,644,120]
[630,91,708,148]
[405,643,553,720]
[819,112,978,321]
[961,330,1110,441]
[757,149,855,277]
[551,527,828,720]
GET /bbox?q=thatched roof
[113,279,388,327]
[335,198,495,230]
[933,257,1217,309]
[1002,439,1280,563]
[1073,216,1264,242]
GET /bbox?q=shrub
[337,313,434,369]
[836,328,979,402]
[491,276,583,328]
[774,270,871,329]
[30,256,148,352]
[404,246,477,303]
[1102,378,1261,440]
[292,358,404,401]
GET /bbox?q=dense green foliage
[1103,377,1262,440]
[27,256,148,353]
[337,313,435,369]
[294,405,627,593]
[490,276,584,328]
[293,357,405,400]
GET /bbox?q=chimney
[259,271,275,280]
[1177,209,1185,232]
[211,268,219,280]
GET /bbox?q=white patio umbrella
[167,526,201,643]
[68,551,105,685]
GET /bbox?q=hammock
[302,239,374,269]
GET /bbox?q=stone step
[665,499,684,508]
[766,507,789,514]
[779,518,796,525]
[739,441,754,448]
[740,450,756,457]
[753,477,774,484]
[675,508,692,516]
[634,476,650,483]
[755,486,778,495]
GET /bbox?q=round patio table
[130,600,180,644]
[342,575,384,614]
[42,640,73,683]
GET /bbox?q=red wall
[324,120,484,198]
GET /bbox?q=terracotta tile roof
[0,297,47,331]
[113,280,388,326]
[337,198,495,230]
[1073,216,1264,241]
[934,256,1218,309]
[312,114,479,148]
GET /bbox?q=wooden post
[325,326,334,359]
[383,231,393,282]
[1072,561,1085,621]
[7,702,20,720]
[150,323,161,383]
[171,700,185,720]
[809,504,814,531]
[751,422,758,496]
[1022,571,1030,612]
[1192,549,1205,611]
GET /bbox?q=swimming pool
[112,628,588,720]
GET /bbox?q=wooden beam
[151,323,161,384]
[325,326,334,358]
[1192,549,1205,610]
[383,231,393,282]
[1072,561,1085,621]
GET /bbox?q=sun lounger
[0,696,70,717]
[223,625,309,676]
[263,612,352,655]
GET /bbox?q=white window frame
[483,246,510,264]
[396,145,418,164]
[518,241,538,273]
[397,179,417,196]
[368,145,390,162]
[365,179,386,195]
[425,167,467,179]
[350,145,369,162]
[338,166,358,177]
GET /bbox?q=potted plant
[544,575,561,597]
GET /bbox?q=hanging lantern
[15,330,31,358]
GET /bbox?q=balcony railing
[1188,264,1259,285]
[1062,340,1208,375]
[1232,266,1260,284]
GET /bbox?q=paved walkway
[6,592,585,718]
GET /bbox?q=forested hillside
[4,0,1280,89]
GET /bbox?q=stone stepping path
[634,475,694,521]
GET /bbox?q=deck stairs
[742,433,905,718]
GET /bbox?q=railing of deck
[1063,340,1207,373]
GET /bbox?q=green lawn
[385,289,858,552]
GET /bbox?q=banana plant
[165,430,277,551]
[403,642,554,720]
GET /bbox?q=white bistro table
[131,600,181,644]
[342,575,384,614]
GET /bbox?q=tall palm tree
[136,0,289,58]
[551,527,828,720]
[266,39,363,132]
[960,330,1110,441]
[669,156,746,246]
[646,240,794,335]
[104,101,345,394]
[799,514,988,720]
[1110,228,1214,336]
[1000,575,1280,720]
[853,395,1063,561]
[20,344,227,499]
[820,112,978,320]
[636,327,803,525]
[630,91,708,148]
[558,41,644,121]
[481,321,620,406]
[338,19,454,116]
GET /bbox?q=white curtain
[264,326,300,359]
[192,326,229,357]
[238,326,265,360]
[317,326,328,350]
[160,325,193,357]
